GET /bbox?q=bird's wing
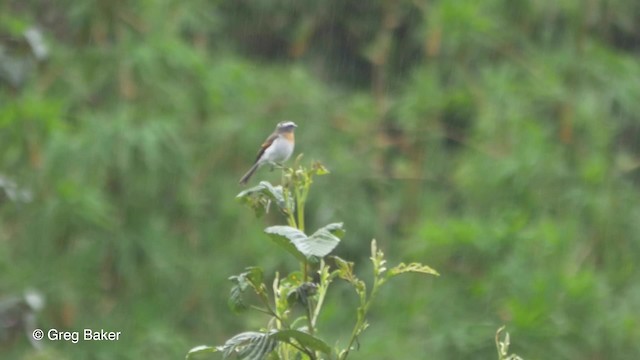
[254,133,278,163]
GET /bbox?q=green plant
[186,160,438,360]
[496,326,523,360]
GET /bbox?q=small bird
[239,121,297,185]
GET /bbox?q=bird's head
[276,121,297,133]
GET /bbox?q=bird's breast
[282,132,294,141]
[262,135,294,163]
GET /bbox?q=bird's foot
[269,162,284,171]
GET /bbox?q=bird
[239,121,297,185]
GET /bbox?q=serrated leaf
[237,333,275,360]
[235,191,268,218]
[220,331,277,360]
[236,181,283,206]
[264,226,307,261]
[186,345,218,359]
[236,181,292,217]
[228,267,265,313]
[303,222,344,257]
[270,329,332,354]
[245,266,264,288]
[388,262,439,277]
[265,223,343,260]
[228,284,248,313]
[319,222,345,239]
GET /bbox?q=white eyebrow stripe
[279,121,297,127]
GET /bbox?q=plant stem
[311,262,330,328]
[305,299,315,335]
[249,305,276,317]
[311,290,327,329]
[253,285,288,328]
[302,259,308,282]
[291,171,309,282]
[340,278,383,360]
[283,184,297,228]
[289,342,316,360]
[295,182,305,232]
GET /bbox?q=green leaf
[270,329,332,355]
[185,345,218,359]
[228,284,248,313]
[330,256,356,282]
[244,266,264,288]
[220,331,277,360]
[229,267,265,290]
[330,256,365,292]
[264,226,307,261]
[387,262,440,277]
[311,161,330,175]
[228,267,265,313]
[265,223,344,260]
[319,222,346,238]
[303,222,344,257]
[236,181,292,217]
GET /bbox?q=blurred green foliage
[1,0,639,359]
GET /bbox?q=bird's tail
[239,162,261,185]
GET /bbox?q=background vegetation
[1,0,639,359]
